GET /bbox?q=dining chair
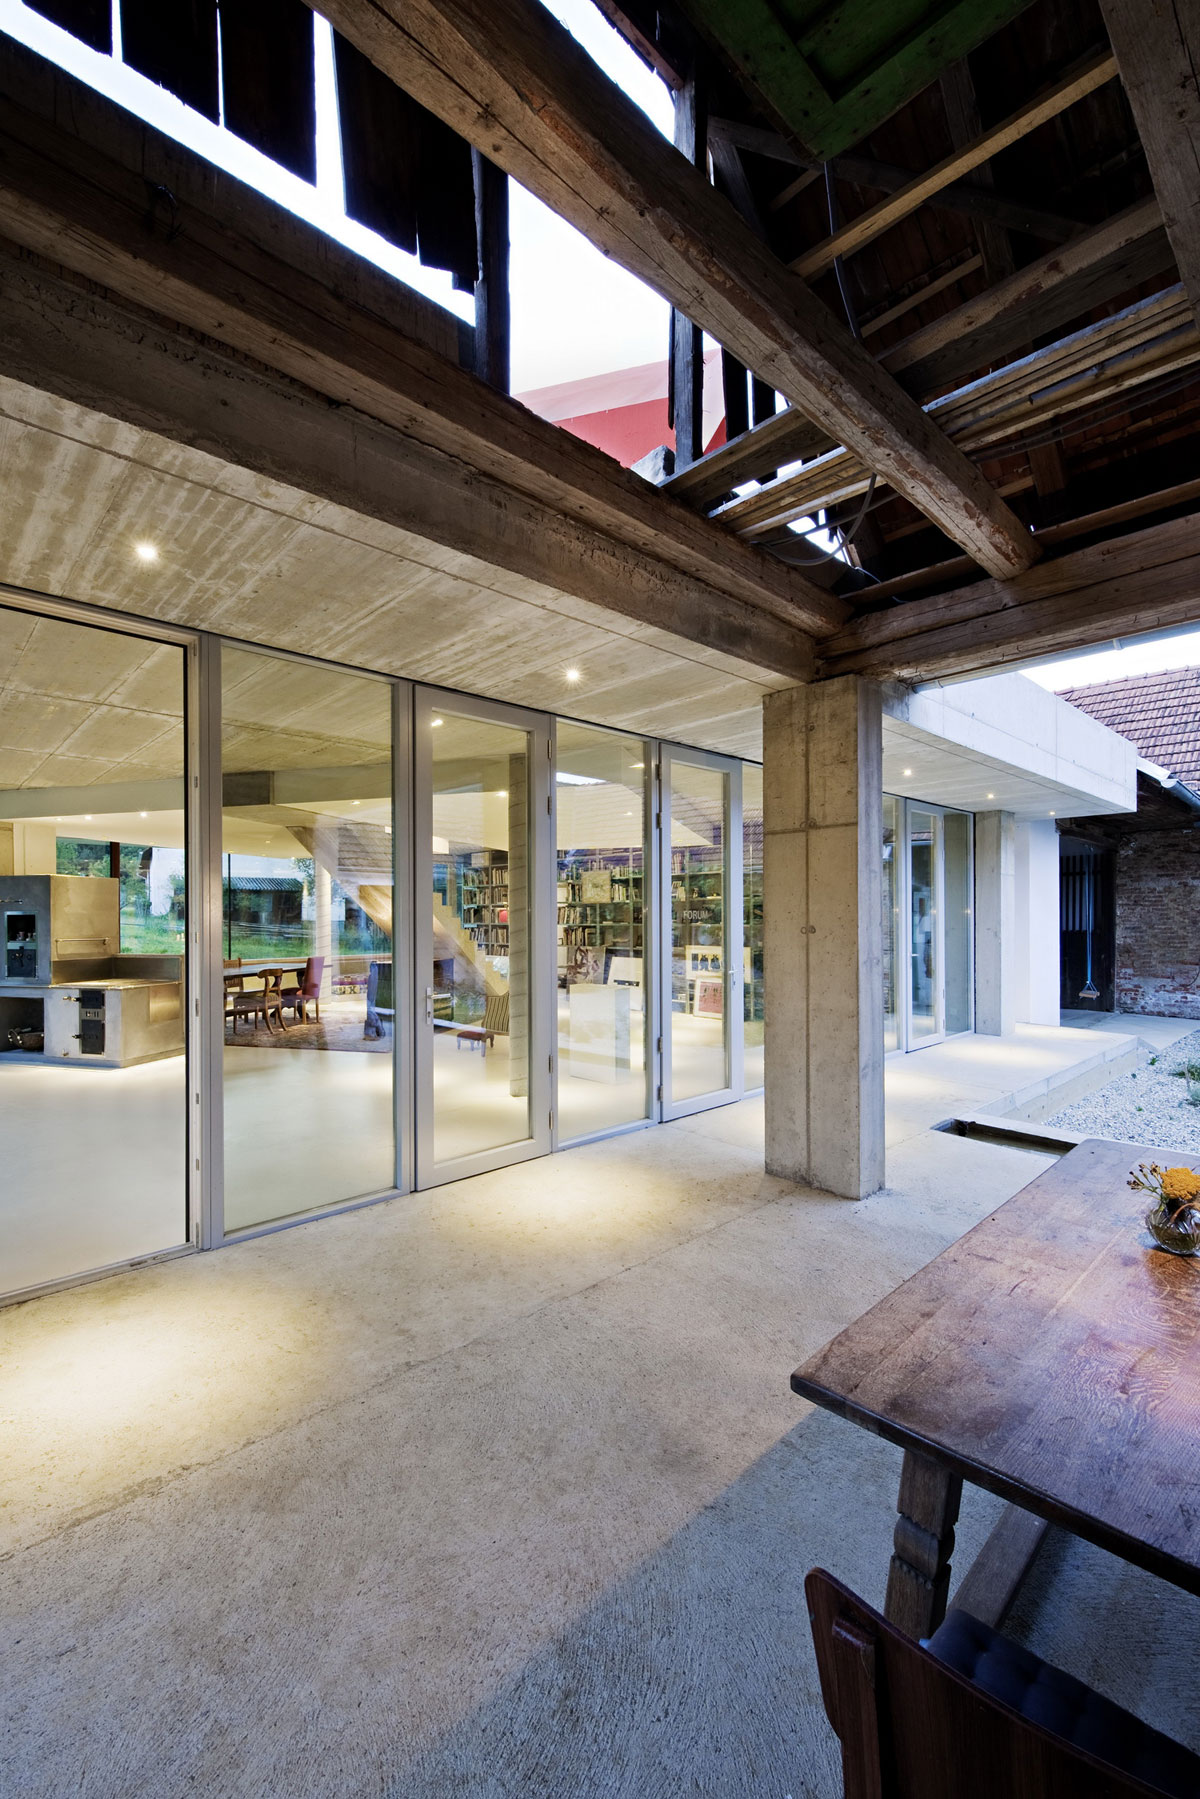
[806,1567,1199,1798]
[226,967,286,1034]
[280,955,324,1024]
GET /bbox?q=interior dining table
[791,1136,1200,1638]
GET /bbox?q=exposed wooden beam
[718,286,1199,538]
[818,511,1200,681]
[938,61,1015,287]
[472,150,510,391]
[303,0,1037,578]
[668,199,1171,509]
[860,256,983,339]
[0,247,813,682]
[674,0,1035,162]
[713,119,1083,244]
[0,45,841,647]
[1100,0,1200,327]
[882,197,1173,393]
[670,72,706,471]
[792,51,1119,280]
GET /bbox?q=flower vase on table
[1129,1162,1200,1256]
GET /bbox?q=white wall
[1013,819,1061,1025]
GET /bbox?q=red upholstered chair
[280,956,324,1024]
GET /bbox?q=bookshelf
[460,851,509,955]
[671,845,724,1014]
[556,854,644,970]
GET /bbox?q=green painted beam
[679,0,1036,159]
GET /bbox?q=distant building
[1058,669,1200,1019]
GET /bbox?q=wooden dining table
[791,1137,1200,1638]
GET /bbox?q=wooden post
[473,148,510,392]
[884,1449,963,1637]
[671,72,706,469]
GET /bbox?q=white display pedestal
[567,982,631,1082]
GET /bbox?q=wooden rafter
[818,511,1200,682]
[792,50,1119,280]
[303,0,1037,577]
[1100,0,1200,328]
[0,44,840,655]
[666,199,1172,510]
[710,119,1084,244]
[718,287,1199,538]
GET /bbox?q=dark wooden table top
[792,1138,1200,1596]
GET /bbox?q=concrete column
[763,676,885,1200]
[312,847,333,999]
[974,810,1016,1035]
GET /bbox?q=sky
[2,0,1197,685]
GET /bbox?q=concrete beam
[763,676,885,1199]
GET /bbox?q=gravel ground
[1045,1028,1200,1153]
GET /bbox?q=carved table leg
[884,1449,963,1637]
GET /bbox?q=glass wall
[221,647,394,1231]
[666,756,730,1107]
[743,763,763,1090]
[422,704,533,1175]
[555,722,649,1142]
[0,607,187,1293]
[943,811,973,1036]
[882,794,900,1052]
[885,797,974,1054]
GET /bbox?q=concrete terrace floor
[4,1033,1200,1796]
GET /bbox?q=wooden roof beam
[710,120,1084,245]
[667,199,1172,510]
[817,512,1200,682]
[305,0,1037,578]
[1100,0,1200,328]
[792,50,1119,280]
[0,43,837,656]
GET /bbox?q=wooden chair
[280,955,324,1024]
[225,966,285,1034]
[453,989,509,1055]
[806,1569,1200,1798]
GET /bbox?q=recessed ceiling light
[140,811,148,818]
[1049,810,1056,817]
[497,789,508,798]
[987,793,994,800]
[352,799,360,806]
[902,768,913,777]
[431,717,443,727]
[85,814,93,820]
[631,762,644,769]
[384,825,392,835]
[134,542,159,564]
[565,668,581,683]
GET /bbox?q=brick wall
[1115,829,1200,1019]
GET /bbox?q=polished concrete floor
[3,1051,1200,1795]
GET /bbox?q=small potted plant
[1129,1162,1200,1255]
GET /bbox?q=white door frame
[413,685,552,1188]
[658,744,744,1121]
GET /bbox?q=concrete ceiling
[0,376,791,763]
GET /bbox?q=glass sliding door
[555,722,650,1143]
[220,647,395,1231]
[415,690,549,1184]
[661,748,741,1117]
[0,605,189,1296]
[908,807,942,1044]
[742,762,763,1090]
[882,794,901,1052]
[885,797,974,1054]
[943,809,973,1035]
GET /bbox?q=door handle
[425,985,433,1023]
